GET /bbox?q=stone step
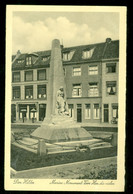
[89,141,111,148]
[14,136,111,155]
[18,137,103,149]
[21,137,38,144]
[17,140,38,148]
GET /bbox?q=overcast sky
[12,12,119,54]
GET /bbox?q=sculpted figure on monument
[56,86,69,115]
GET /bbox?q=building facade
[11,38,119,124]
[101,39,119,124]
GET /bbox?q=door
[39,104,46,121]
[77,104,82,122]
[104,104,109,122]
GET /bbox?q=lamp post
[31,108,36,123]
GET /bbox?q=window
[85,104,91,119]
[112,104,118,119]
[63,51,75,61]
[93,104,99,119]
[17,59,24,64]
[73,67,81,76]
[72,84,82,97]
[25,86,33,99]
[77,104,82,108]
[68,104,74,118]
[37,69,46,80]
[82,48,95,59]
[13,86,20,99]
[106,63,116,73]
[12,72,20,82]
[38,85,47,99]
[26,56,32,65]
[88,65,98,75]
[89,83,99,97]
[106,81,116,95]
[42,56,50,62]
[25,71,33,81]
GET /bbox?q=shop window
[26,56,32,65]
[73,67,81,76]
[38,85,46,99]
[93,104,99,119]
[30,105,37,119]
[37,69,46,80]
[89,83,99,97]
[25,71,33,81]
[12,86,20,99]
[106,63,116,73]
[12,72,20,82]
[25,86,33,99]
[72,84,82,97]
[19,105,27,119]
[106,81,116,95]
[88,65,98,75]
[85,104,91,119]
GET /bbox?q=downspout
[100,38,111,123]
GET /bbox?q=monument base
[31,115,93,143]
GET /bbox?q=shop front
[11,103,47,123]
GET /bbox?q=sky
[12,11,119,54]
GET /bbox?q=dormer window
[42,56,50,62]
[17,59,24,64]
[26,56,32,65]
[63,50,75,61]
[82,48,95,59]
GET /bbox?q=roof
[12,39,119,71]
[103,40,119,59]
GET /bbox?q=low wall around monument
[11,123,118,133]
[83,126,118,133]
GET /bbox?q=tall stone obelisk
[43,39,67,123]
[31,39,92,142]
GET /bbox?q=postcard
[5,5,126,191]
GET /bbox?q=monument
[31,39,93,143]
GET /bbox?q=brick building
[11,38,119,124]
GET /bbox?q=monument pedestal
[31,115,93,143]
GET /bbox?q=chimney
[106,38,112,43]
[12,50,21,63]
[60,45,64,50]
[17,50,21,55]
